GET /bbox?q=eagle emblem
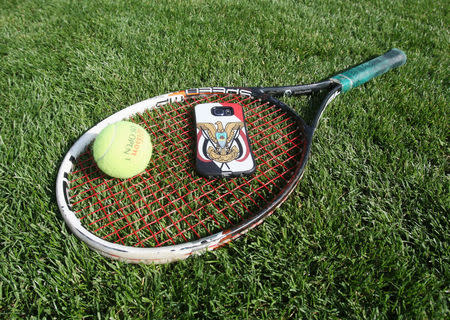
[197,121,245,164]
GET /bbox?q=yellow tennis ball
[92,121,152,179]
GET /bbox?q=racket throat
[309,85,341,136]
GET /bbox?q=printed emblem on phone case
[197,121,248,166]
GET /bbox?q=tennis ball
[92,121,152,179]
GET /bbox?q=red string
[68,93,305,247]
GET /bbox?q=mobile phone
[194,102,256,177]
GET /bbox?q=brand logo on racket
[186,87,252,97]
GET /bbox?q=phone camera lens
[211,106,234,116]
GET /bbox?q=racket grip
[331,48,406,93]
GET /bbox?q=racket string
[68,93,306,247]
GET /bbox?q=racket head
[56,86,337,263]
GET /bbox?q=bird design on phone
[197,121,244,164]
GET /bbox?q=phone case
[194,102,256,178]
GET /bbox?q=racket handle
[331,48,406,93]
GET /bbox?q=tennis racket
[56,49,406,264]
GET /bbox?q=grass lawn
[0,0,448,318]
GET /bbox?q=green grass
[0,0,448,318]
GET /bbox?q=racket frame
[56,82,340,263]
[56,48,407,263]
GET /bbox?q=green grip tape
[331,48,406,93]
